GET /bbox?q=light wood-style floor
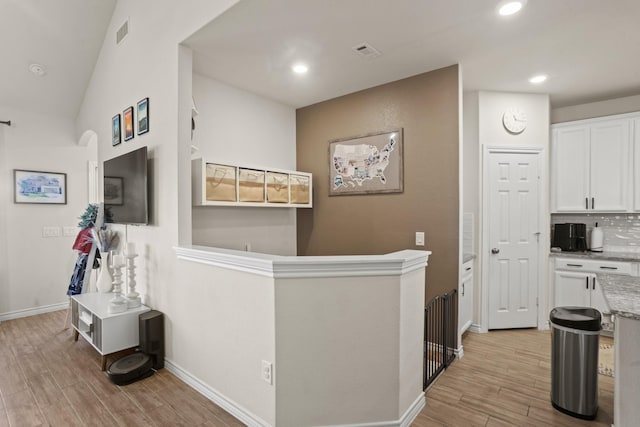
[0,309,243,426]
[0,310,614,426]
[415,329,614,427]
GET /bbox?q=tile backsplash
[552,214,640,253]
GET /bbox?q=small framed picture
[137,97,149,135]
[112,114,121,146]
[123,106,134,141]
[14,169,67,204]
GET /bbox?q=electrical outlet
[63,226,77,237]
[42,226,62,238]
[262,360,273,385]
[415,232,425,246]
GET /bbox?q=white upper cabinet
[551,115,633,213]
[552,126,590,211]
[590,119,630,211]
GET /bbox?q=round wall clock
[502,107,527,134]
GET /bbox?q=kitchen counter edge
[597,273,640,320]
[549,251,640,262]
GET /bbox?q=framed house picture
[137,97,149,135]
[123,106,134,141]
[14,169,67,204]
[112,114,121,146]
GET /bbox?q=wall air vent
[352,43,381,59]
[116,19,129,45]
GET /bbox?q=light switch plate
[63,226,77,237]
[42,226,62,238]
[415,232,425,246]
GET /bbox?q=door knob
[491,248,500,254]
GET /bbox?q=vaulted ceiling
[0,0,115,119]
[2,0,640,121]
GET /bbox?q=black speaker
[139,310,164,369]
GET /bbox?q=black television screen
[104,146,148,225]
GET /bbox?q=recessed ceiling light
[497,1,526,16]
[28,63,46,77]
[292,64,308,74]
[529,74,547,84]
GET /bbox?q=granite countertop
[463,253,475,264]
[597,273,640,321]
[549,251,640,262]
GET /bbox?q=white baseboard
[165,358,424,427]
[454,345,464,359]
[328,393,425,427]
[399,394,425,427]
[468,323,484,333]
[538,320,550,331]
[0,301,68,322]
[164,359,271,427]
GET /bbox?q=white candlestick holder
[125,251,141,309]
[108,256,127,314]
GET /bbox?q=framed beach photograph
[104,176,124,205]
[14,169,67,204]
[329,128,403,196]
[123,106,134,141]
[112,114,121,146]
[137,97,149,135]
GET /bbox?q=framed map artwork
[328,128,403,196]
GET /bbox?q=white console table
[71,292,150,370]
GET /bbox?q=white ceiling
[1,0,639,122]
[186,0,640,109]
[0,0,115,119]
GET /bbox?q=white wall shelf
[191,158,313,208]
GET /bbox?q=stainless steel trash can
[550,306,601,420]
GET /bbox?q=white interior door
[487,151,540,329]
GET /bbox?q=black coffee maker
[553,223,588,252]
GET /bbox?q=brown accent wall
[296,65,459,300]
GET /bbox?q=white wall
[274,264,424,426]
[0,123,7,317]
[275,275,400,425]
[472,91,550,331]
[75,0,240,361]
[191,74,297,255]
[463,91,479,257]
[0,106,96,318]
[478,92,550,149]
[552,93,640,123]
[173,259,276,426]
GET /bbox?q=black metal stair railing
[423,289,457,390]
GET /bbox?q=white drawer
[555,257,633,275]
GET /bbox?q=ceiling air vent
[352,43,381,59]
[116,19,129,45]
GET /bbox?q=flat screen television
[104,146,148,225]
